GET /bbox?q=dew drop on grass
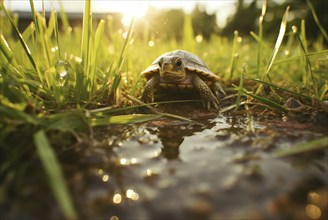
[51,46,58,53]
[55,60,69,79]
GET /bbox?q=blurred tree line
[12,0,327,42]
[136,0,327,41]
[221,0,328,40]
[135,4,219,41]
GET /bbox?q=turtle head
[158,56,186,82]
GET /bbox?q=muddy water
[70,111,327,220]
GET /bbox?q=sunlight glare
[119,3,149,26]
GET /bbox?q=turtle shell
[142,50,220,82]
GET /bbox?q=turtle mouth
[161,71,186,81]
[163,70,180,75]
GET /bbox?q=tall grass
[264,6,289,81]
[1,1,141,218]
[108,17,135,104]
[256,0,266,79]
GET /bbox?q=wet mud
[3,104,328,220]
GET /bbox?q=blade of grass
[89,19,105,95]
[0,104,42,125]
[0,35,22,75]
[242,89,288,113]
[12,12,19,29]
[250,31,271,53]
[74,62,89,101]
[227,30,240,80]
[89,99,199,115]
[319,80,328,100]
[81,0,92,73]
[58,0,70,31]
[29,0,38,29]
[0,34,18,67]
[47,111,88,132]
[294,25,318,98]
[245,104,255,134]
[116,18,135,77]
[267,50,328,66]
[264,6,290,80]
[257,0,267,78]
[235,64,247,111]
[300,20,308,54]
[34,130,77,220]
[53,9,62,60]
[220,101,246,113]
[45,9,55,39]
[245,78,313,100]
[36,13,51,68]
[229,53,239,80]
[123,93,202,124]
[306,0,328,43]
[2,5,41,80]
[274,136,328,157]
[13,22,36,51]
[91,114,162,126]
[108,17,135,104]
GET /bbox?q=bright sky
[4,0,236,27]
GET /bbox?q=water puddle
[68,113,327,220]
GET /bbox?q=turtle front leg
[141,75,160,103]
[192,75,220,110]
[212,81,226,98]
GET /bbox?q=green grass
[34,130,77,219]
[274,136,328,157]
[0,0,327,218]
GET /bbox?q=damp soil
[2,103,328,220]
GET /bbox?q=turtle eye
[176,59,182,67]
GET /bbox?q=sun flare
[93,1,149,26]
[120,4,148,26]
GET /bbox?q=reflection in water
[112,193,122,204]
[102,175,109,182]
[305,204,321,219]
[126,189,139,201]
[305,190,326,219]
[110,216,119,220]
[156,124,206,160]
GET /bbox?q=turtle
[141,50,225,110]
